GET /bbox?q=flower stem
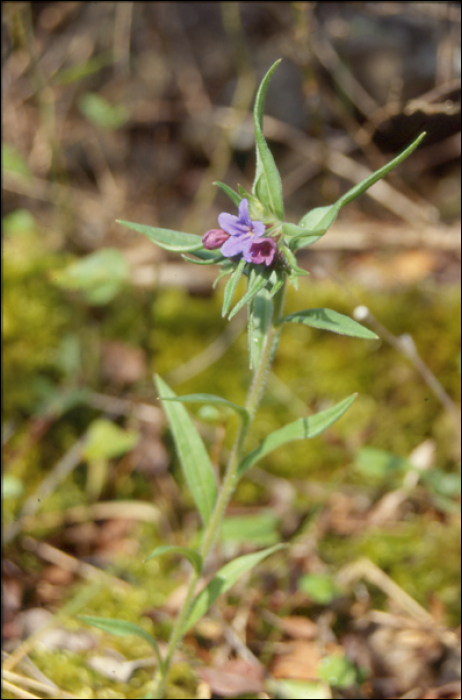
[151,280,286,699]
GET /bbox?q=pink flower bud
[202,228,230,250]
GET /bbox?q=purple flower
[248,238,277,266]
[202,228,230,250]
[218,199,275,265]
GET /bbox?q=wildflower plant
[81,60,425,698]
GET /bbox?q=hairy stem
[151,281,286,698]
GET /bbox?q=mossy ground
[3,3,460,695]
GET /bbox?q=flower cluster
[203,199,276,266]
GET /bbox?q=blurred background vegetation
[2,2,461,699]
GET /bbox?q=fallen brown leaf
[271,639,322,680]
[198,658,265,698]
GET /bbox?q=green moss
[30,646,157,699]
[3,222,73,417]
[28,649,97,698]
[4,223,460,689]
[320,517,461,625]
[165,662,198,699]
[149,279,460,482]
[234,478,268,506]
[20,544,186,696]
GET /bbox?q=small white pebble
[353,305,369,321]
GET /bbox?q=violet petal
[218,212,249,236]
[221,234,248,258]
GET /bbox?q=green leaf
[186,249,222,262]
[238,184,253,200]
[160,393,249,426]
[3,209,36,235]
[238,394,357,476]
[214,181,242,207]
[283,215,328,250]
[222,258,246,317]
[53,53,111,85]
[2,143,32,179]
[335,132,426,208]
[197,405,222,422]
[145,545,202,575]
[298,573,342,604]
[282,223,307,237]
[2,475,24,499]
[155,376,217,526]
[269,275,284,299]
[277,308,378,340]
[182,252,223,265]
[318,654,359,689]
[228,265,272,320]
[79,616,164,672]
[269,678,332,699]
[288,232,330,251]
[83,419,139,461]
[292,133,426,251]
[52,248,130,305]
[422,469,462,498]
[222,511,280,546]
[117,220,203,252]
[35,386,91,419]
[78,93,128,130]
[252,60,284,220]
[297,205,332,231]
[282,246,310,279]
[184,544,285,631]
[248,288,273,369]
[290,207,335,251]
[282,221,325,243]
[213,265,234,287]
[355,447,410,480]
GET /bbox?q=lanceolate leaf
[296,205,332,231]
[214,181,242,207]
[161,393,249,426]
[283,221,325,244]
[248,288,273,370]
[145,545,203,575]
[228,266,273,320]
[269,275,284,299]
[269,679,332,700]
[238,394,357,476]
[291,133,426,251]
[222,258,247,317]
[182,253,223,265]
[79,616,164,672]
[283,215,329,250]
[117,220,203,252]
[155,376,217,526]
[290,206,338,251]
[252,60,284,220]
[282,246,309,278]
[84,419,139,461]
[213,264,235,288]
[335,132,426,209]
[222,511,280,546]
[187,249,222,262]
[184,544,285,631]
[238,184,255,201]
[52,248,130,305]
[278,308,378,340]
